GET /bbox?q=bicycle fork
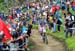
[42,33,48,44]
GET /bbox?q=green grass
[66,37,75,49]
[29,40,35,49]
[32,24,38,29]
[46,26,65,39]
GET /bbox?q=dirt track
[30,29,65,51]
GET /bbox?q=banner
[0,19,12,42]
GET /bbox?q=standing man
[65,12,73,38]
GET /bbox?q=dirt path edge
[47,33,73,51]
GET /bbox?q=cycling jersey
[39,25,46,33]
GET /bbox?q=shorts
[51,23,53,27]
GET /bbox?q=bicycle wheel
[42,33,45,43]
[44,35,48,44]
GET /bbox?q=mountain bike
[41,30,48,44]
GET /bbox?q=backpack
[65,16,73,28]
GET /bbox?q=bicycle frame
[41,32,48,44]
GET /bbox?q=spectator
[65,12,73,38]
[57,16,62,32]
[53,18,56,32]
[0,31,9,51]
[27,24,32,37]
[61,0,66,13]
[66,0,70,12]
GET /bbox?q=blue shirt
[55,10,60,18]
[22,26,28,34]
[17,8,21,14]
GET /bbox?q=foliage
[36,0,40,2]
[0,3,8,13]
[0,0,4,3]
[0,0,16,14]
[29,40,35,49]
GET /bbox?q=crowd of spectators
[0,0,75,51]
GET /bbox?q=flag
[7,24,13,31]
[0,19,12,42]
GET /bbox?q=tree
[0,0,4,3]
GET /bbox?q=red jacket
[51,6,56,14]
[56,5,60,10]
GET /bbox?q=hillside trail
[30,29,65,51]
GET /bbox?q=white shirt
[72,16,75,21]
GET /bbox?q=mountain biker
[38,22,46,36]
